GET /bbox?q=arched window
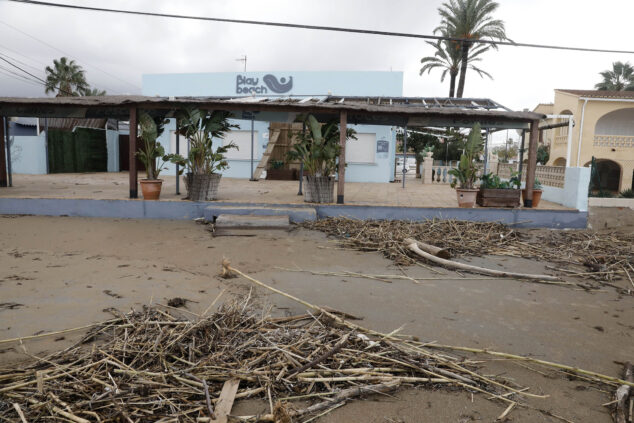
[594,108,634,149]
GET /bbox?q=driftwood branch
[404,238,561,282]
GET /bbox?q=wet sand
[1,216,632,422]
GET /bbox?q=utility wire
[0,55,75,95]
[0,65,43,86]
[6,0,634,54]
[0,18,140,91]
[0,49,45,74]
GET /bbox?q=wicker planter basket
[303,175,334,203]
[186,173,222,201]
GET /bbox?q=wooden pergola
[0,95,546,207]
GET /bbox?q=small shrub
[589,191,614,198]
[619,188,634,198]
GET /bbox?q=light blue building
[142,71,403,182]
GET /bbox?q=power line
[0,18,141,92]
[0,65,43,87]
[0,49,45,74]
[0,55,75,95]
[6,0,634,54]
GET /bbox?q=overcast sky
[0,0,632,117]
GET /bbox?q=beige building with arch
[536,89,634,193]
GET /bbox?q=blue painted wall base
[0,198,587,229]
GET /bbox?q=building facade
[142,71,404,182]
[538,89,634,193]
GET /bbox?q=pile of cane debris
[302,218,634,291]
[0,295,567,423]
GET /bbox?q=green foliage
[270,160,285,170]
[595,61,634,91]
[537,145,549,165]
[589,191,614,198]
[492,141,518,163]
[436,0,509,97]
[479,172,519,189]
[172,108,239,175]
[619,188,634,198]
[420,29,492,97]
[287,115,356,177]
[81,87,107,96]
[533,178,543,190]
[449,123,483,189]
[136,112,179,180]
[45,57,88,96]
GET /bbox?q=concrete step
[204,205,317,223]
[214,214,290,236]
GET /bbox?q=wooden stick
[289,333,350,377]
[210,378,240,423]
[404,238,562,282]
[12,403,28,423]
[226,262,634,390]
[615,362,633,423]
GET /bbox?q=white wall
[106,130,119,172]
[9,133,47,174]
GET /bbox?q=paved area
[0,172,571,209]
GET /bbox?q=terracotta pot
[140,179,163,200]
[521,189,543,208]
[455,188,479,208]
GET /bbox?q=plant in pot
[287,114,356,203]
[173,108,238,201]
[266,159,296,180]
[521,178,543,207]
[476,171,521,207]
[449,123,483,208]
[136,112,177,200]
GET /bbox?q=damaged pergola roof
[0,94,545,206]
[0,95,544,129]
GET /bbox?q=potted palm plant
[173,108,238,201]
[136,112,177,200]
[449,123,483,208]
[287,114,356,203]
[521,178,543,207]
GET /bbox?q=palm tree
[44,57,88,96]
[81,87,107,96]
[420,36,492,97]
[436,0,510,98]
[595,61,634,91]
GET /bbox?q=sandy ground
[1,172,571,209]
[1,216,632,422]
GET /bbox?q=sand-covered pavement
[1,215,632,422]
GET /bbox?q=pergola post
[524,120,539,208]
[0,116,7,187]
[129,107,138,199]
[337,110,347,204]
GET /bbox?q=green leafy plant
[287,114,356,177]
[509,172,523,189]
[619,188,634,198]
[136,112,179,180]
[172,108,239,175]
[270,160,285,170]
[533,178,543,190]
[449,123,483,189]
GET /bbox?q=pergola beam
[129,107,138,199]
[524,120,540,208]
[337,110,347,204]
[0,117,7,187]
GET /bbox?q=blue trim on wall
[0,198,587,229]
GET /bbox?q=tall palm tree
[81,87,107,96]
[436,0,509,98]
[44,57,88,96]
[595,61,634,91]
[420,37,492,97]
